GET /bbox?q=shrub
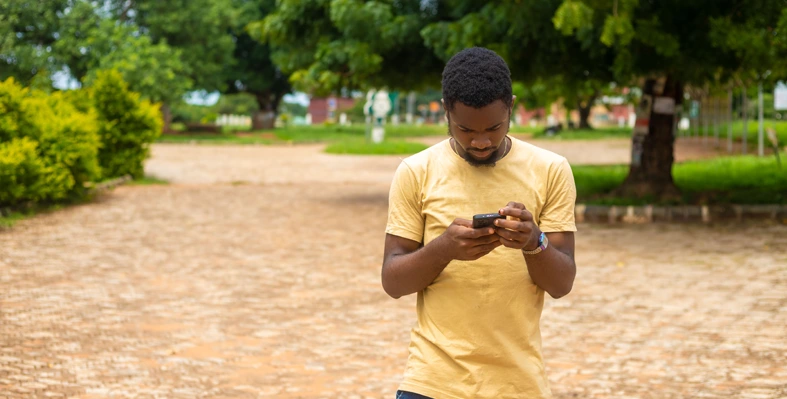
[0,78,101,208]
[0,138,53,205]
[91,70,162,179]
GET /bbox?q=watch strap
[522,232,548,255]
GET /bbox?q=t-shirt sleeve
[385,161,424,243]
[538,157,578,233]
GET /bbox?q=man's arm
[382,219,502,299]
[495,202,576,299]
[523,232,575,299]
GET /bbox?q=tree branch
[119,0,135,22]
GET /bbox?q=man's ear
[441,98,450,121]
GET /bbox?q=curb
[576,204,787,224]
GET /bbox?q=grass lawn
[324,139,429,155]
[529,126,633,140]
[0,211,27,228]
[680,120,787,146]
[157,132,275,145]
[128,176,169,185]
[574,155,787,205]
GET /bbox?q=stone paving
[1,140,786,399]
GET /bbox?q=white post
[758,81,764,157]
[727,88,733,154]
[742,87,748,155]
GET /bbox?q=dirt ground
[1,137,785,399]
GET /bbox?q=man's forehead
[449,101,509,124]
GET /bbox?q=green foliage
[0,78,101,207]
[253,0,445,94]
[213,93,260,115]
[600,15,635,47]
[0,138,52,204]
[91,70,163,179]
[0,0,69,85]
[552,0,786,85]
[128,0,237,94]
[552,0,594,36]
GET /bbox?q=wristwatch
[522,232,548,255]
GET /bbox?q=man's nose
[471,136,492,150]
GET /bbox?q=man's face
[445,99,511,167]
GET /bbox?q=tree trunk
[577,92,597,130]
[252,91,280,130]
[615,77,682,201]
[161,103,173,133]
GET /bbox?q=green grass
[157,132,274,145]
[529,126,633,140]
[158,124,449,145]
[0,211,27,228]
[680,119,787,146]
[573,155,787,205]
[324,139,429,155]
[273,124,447,142]
[129,176,169,185]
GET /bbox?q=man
[382,47,577,399]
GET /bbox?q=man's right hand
[439,218,502,261]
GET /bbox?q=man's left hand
[494,201,541,251]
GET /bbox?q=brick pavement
[1,142,785,398]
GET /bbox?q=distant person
[382,47,578,399]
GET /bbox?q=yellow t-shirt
[385,137,577,399]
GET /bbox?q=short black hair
[441,47,513,111]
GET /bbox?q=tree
[51,1,192,130]
[250,0,447,95]
[0,0,70,87]
[552,0,787,200]
[1,0,193,130]
[223,0,291,130]
[92,0,237,130]
[414,1,618,130]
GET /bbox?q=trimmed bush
[0,78,101,207]
[91,70,162,179]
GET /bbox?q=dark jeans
[396,391,433,399]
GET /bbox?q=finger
[461,226,496,238]
[468,234,503,246]
[471,241,503,258]
[499,207,534,222]
[504,201,526,210]
[498,235,522,249]
[453,218,473,228]
[494,219,534,232]
[494,226,529,242]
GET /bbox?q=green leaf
[553,0,594,36]
[600,15,634,47]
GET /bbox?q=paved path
[1,140,785,399]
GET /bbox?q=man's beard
[448,130,498,168]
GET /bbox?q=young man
[382,47,577,399]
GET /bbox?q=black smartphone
[472,213,505,229]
